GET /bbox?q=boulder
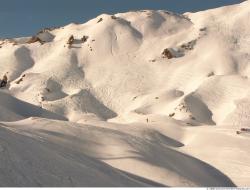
[162,48,174,59]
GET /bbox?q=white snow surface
[0,1,250,187]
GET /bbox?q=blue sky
[0,0,241,38]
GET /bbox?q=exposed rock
[67,35,75,48]
[15,74,26,84]
[97,18,103,23]
[207,72,214,77]
[240,128,250,132]
[67,35,74,44]
[132,96,138,100]
[169,113,175,117]
[37,27,58,35]
[162,48,174,59]
[111,15,117,20]
[199,27,207,32]
[0,73,8,88]
[175,102,189,112]
[180,40,196,50]
[15,78,23,84]
[27,36,44,44]
[81,35,89,43]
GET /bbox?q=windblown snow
[0,1,250,187]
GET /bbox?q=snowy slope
[0,0,250,187]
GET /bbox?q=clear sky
[0,0,241,38]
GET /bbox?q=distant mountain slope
[1,1,250,125]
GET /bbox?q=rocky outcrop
[27,36,44,44]
[0,73,8,88]
[67,35,75,48]
[162,48,174,59]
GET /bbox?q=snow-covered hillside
[0,1,250,187]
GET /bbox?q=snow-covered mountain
[0,1,250,187]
